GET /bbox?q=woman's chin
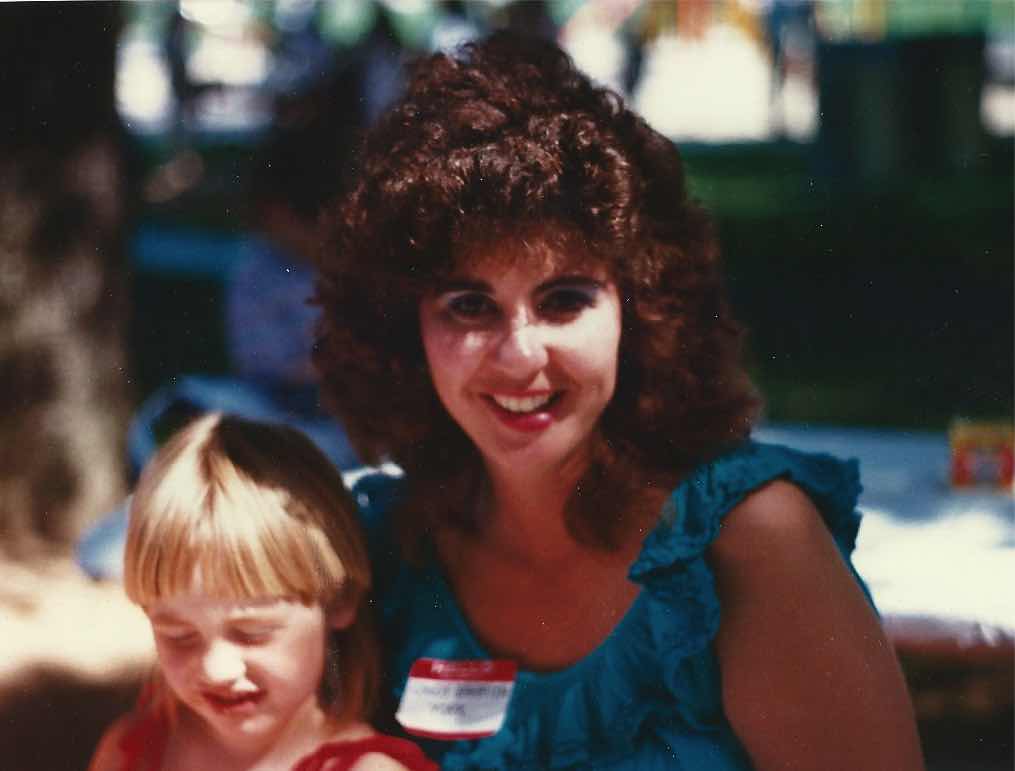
[479,425,594,476]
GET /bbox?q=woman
[314,32,924,770]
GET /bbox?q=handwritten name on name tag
[396,658,518,740]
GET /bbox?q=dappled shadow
[0,665,142,771]
[899,646,1015,771]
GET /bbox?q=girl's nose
[493,319,549,375]
[200,640,245,685]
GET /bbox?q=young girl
[88,413,436,771]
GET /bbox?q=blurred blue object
[76,498,131,583]
[754,422,1010,523]
[755,423,949,517]
[131,225,254,278]
[76,374,358,581]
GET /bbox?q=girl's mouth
[202,690,264,714]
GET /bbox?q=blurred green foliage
[684,136,1013,429]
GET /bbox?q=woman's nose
[200,640,245,685]
[493,319,549,375]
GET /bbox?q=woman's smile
[484,390,564,432]
[488,391,558,414]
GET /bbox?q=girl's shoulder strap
[292,734,438,771]
[97,705,168,771]
[88,716,132,771]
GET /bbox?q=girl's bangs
[126,481,347,606]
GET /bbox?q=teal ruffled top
[353,441,867,770]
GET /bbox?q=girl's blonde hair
[125,412,378,725]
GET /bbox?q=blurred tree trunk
[0,2,131,555]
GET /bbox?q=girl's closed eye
[155,627,200,648]
[228,624,279,646]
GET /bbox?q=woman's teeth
[492,394,554,413]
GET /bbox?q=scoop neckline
[424,544,652,688]
[405,452,730,686]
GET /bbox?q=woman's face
[419,244,622,474]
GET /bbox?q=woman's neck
[478,451,589,565]
[471,443,674,567]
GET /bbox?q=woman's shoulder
[625,439,869,662]
[708,477,835,563]
[633,439,863,577]
[686,438,861,522]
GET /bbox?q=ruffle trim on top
[630,440,863,656]
[632,440,862,578]
[357,442,864,770]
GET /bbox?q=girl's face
[147,594,344,754]
[419,248,622,474]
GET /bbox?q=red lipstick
[484,392,562,432]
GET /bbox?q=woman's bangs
[451,220,611,280]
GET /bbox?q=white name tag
[395,658,517,740]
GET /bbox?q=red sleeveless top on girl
[116,708,438,771]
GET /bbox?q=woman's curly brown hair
[315,31,760,548]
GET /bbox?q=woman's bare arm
[710,480,925,770]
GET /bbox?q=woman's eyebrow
[537,275,604,292]
[434,278,491,293]
[433,275,604,295]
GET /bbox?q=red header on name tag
[408,658,517,682]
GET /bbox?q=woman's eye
[539,288,595,317]
[446,293,497,321]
